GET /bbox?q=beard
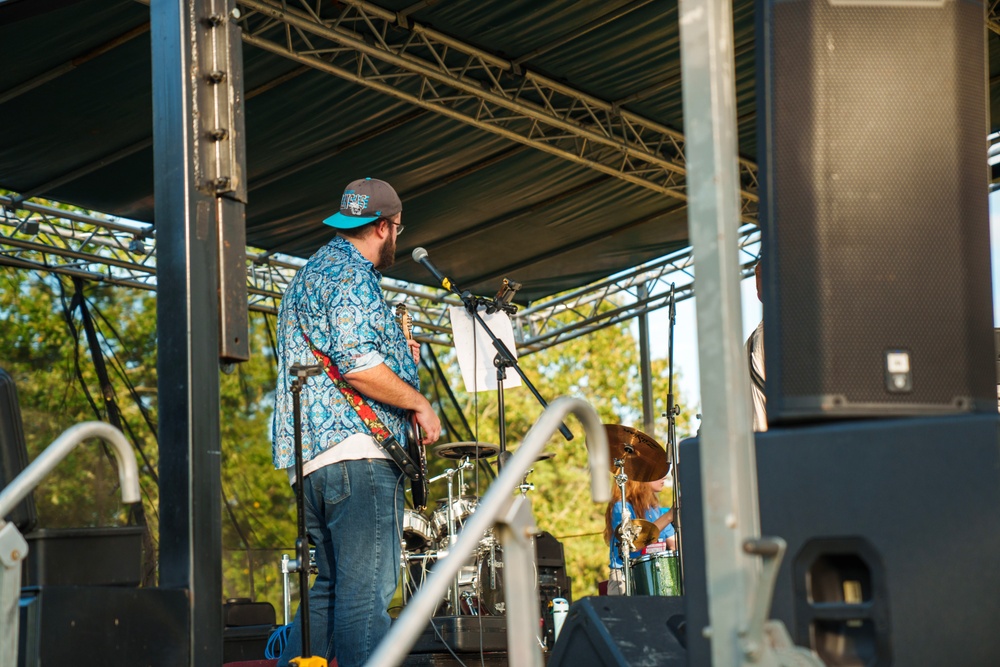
[376,232,396,270]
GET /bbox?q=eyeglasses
[381,218,404,236]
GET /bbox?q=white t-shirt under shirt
[287,433,390,485]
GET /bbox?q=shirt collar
[332,235,382,280]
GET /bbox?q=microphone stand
[289,363,323,665]
[664,283,684,593]
[458,287,574,473]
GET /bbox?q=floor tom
[630,551,681,596]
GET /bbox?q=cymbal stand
[613,458,636,596]
[664,283,685,593]
[428,456,473,613]
[517,468,535,497]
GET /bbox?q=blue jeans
[278,458,404,667]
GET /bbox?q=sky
[638,190,1000,439]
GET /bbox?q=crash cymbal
[604,424,669,482]
[617,519,660,552]
[432,441,500,460]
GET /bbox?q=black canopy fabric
[2,0,998,302]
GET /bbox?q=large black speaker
[547,596,687,667]
[679,414,1000,667]
[18,586,190,666]
[0,367,37,532]
[756,0,995,421]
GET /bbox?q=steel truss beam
[0,194,760,355]
[232,0,761,222]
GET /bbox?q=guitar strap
[298,328,420,481]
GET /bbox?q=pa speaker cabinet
[547,596,687,667]
[756,0,994,421]
[0,367,37,532]
[679,414,1000,667]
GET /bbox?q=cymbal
[604,424,669,482]
[432,441,500,460]
[617,519,660,552]
[506,449,556,463]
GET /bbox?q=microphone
[411,247,457,294]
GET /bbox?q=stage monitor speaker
[547,596,687,667]
[756,0,995,422]
[0,367,37,532]
[679,414,1000,667]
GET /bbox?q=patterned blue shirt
[271,236,418,470]
[608,501,675,569]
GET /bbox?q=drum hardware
[280,548,319,625]
[612,456,637,597]
[618,519,659,552]
[518,469,535,497]
[426,455,475,612]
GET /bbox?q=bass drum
[402,509,435,552]
[474,536,505,616]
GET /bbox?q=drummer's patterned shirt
[271,235,419,470]
[609,502,675,569]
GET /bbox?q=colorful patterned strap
[299,329,419,479]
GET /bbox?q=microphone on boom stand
[412,247,464,298]
[410,247,574,447]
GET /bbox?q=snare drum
[431,496,479,539]
[402,509,435,552]
[630,551,681,596]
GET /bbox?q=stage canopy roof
[2,0,999,303]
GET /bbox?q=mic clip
[486,278,521,316]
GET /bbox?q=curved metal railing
[0,421,141,667]
[364,396,610,667]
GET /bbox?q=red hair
[603,479,660,545]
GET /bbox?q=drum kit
[606,424,683,597]
[399,424,682,615]
[401,440,549,616]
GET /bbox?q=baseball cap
[323,177,402,229]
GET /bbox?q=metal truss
[0,195,763,354]
[513,225,760,353]
[990,0,1000,35]
[232,0,760,223]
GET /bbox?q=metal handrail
[0,421,141,517]
[364,396,610,667]
[0,421,141,667]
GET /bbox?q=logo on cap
[343,192,370,216]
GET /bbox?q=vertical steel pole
[678,0,762,664]
[152,0,248,662]
[637,283,655,437]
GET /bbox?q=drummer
[603,473,675,596]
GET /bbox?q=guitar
[396,303,429,511]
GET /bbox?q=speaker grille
[761,0,994,418]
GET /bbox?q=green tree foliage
[0,263,693,616]
[419,310,693,599]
